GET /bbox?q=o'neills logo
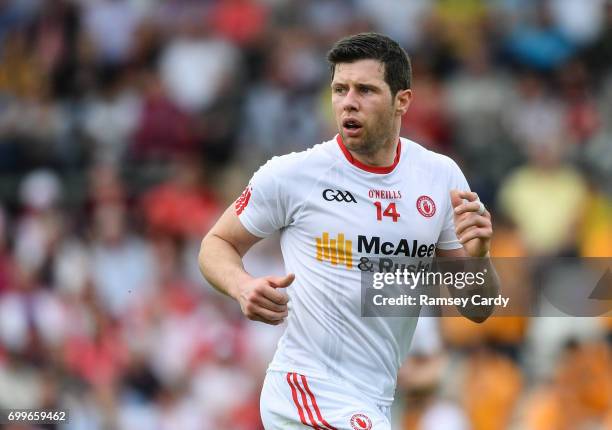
[368,189,402,200]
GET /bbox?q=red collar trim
[336,135,401,174]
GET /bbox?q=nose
[341,88,359,112]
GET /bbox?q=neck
[349,132,400,167]
[337,134,401,175]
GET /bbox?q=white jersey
[237,135,469,406]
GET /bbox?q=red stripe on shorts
[301,374,338,430]
[292,372,322,429]
[286,372,310,427]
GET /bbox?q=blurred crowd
[0,0,611,429]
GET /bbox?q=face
[331,59,411,155]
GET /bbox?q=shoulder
[254,139,338,179]
[401,138,463,177]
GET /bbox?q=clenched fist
[450,190,492,258]
[235,273,295,325]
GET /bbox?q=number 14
[374,202,400,222]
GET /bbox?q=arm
[436,190,500,323]
[198,205,294,325]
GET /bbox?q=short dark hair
[327,32,412,96]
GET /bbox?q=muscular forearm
[450,256,501,323]
[199,231,292,325]
[198,233,254,300]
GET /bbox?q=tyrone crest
[350,413,372,430]
[416,195,436,218]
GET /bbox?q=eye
[333,86,346,94]
[359,86,371,94]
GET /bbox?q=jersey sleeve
[235,158,290,238]
[436,159,471,250]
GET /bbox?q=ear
[395,89,412,116]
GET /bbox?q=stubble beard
[342,113,396,157]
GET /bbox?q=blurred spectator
[0,82,66,168]
[300,0,365,39]
[354,0,431,49]
[502,71,565,154]
[0,28,45,97]
[63,303,129,386]
[432,0,489,58]
[583,0,612,81]
[141,156,222,239]
[447,43,511,151]
[0,0,41,47]
[83,65,141,164]
[401,58,452,152]
[578,184,612,257]
[522,379,571,430]
[89,203,154,317]
[87,162,127,208]
[130,72,197,161]
[159,15,240,113]
[0,28,68,170]
[239,30,326,159]
[0,267,65,359]
[193,357,258,426]
[548,0,606,45]
[128,19,163,71]
[210,0,269,48]
[522,340,612,429]
[555,340,611,421]
[48,2,97,100]
[581,127,612,196]
[14,170,63,277]
[461,347,523,430]
[403,398,470,430]
[32,0,73,75]
[446,42,519,195]
[82,0,143,64]
[498,138,587,256]
[0,352,45,409]
[399,318,470,430]
[557,60,601,145]
[504,0,574,70]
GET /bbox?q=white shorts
[260,370,392,430]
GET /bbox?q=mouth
[342,118,363,137]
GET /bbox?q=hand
[450,190,492,258]
[235,273,294,325]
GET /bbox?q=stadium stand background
[0,0,611,428]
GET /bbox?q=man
[199,33,494,430]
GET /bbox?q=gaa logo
[350,413,372,430]
[322,189,357,203]
[416,195,436,218]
